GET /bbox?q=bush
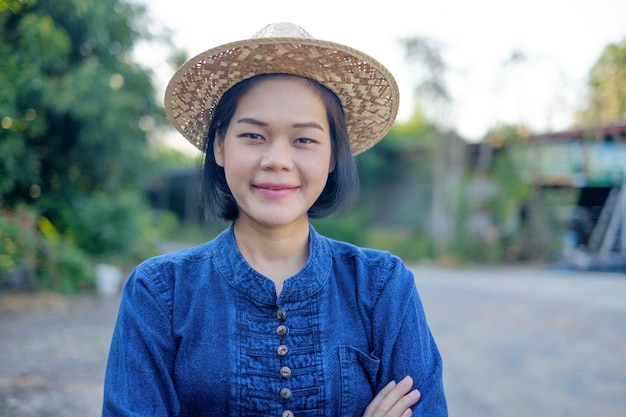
[0,205,95,294]
[0,205,38,291]
[311,212,434,263]
[366,228,434,262]
[61,191,161,267]
[37,239,96,294]
[311,211,370,247]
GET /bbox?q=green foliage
[0,0,36,14]
[162,219,229,246]
[61,192,161,266]
[366,228,433,262]
[577,37,626,125]
[0,0,164,214]
[0,205,37,281]
[308,111,439,261]
[386,108,433,147]
[37,239,95,294]
[448,125,535,264]
[400,36,451,105]
[312,215,434,262]
[0,0,179,293]
[356,110,435,195]
[355,138,402,191]
[0,205,95,294]
[311,210,370,247]
[312,211,435,262]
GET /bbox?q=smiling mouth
[260,186,288,190]
[254,183,297,190]
[254,184,298,199]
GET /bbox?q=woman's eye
[294,137,316,144]
[241,133,263,140]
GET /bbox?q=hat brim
[165,36,399,155]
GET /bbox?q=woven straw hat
[164,22,399,155]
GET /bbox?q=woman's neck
[233,218,310,293]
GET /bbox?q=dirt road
[0,265,624,416]
[413,265,626,417]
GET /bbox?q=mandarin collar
[213,224,332,305]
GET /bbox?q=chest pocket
[339,345,380,416]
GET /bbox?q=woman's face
[213,77,334,231]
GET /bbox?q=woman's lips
[253,183,298,199]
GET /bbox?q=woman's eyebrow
[292,122,325,132]
[237,118,325,132]
[236,117,268,127]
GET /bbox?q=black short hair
[200,73,359,222]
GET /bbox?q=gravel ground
[0,265,624,417]
[0,293,119,417]
[413,265,626,417]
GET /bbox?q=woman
[103,22,447,416]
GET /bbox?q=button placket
[276,307,292,406]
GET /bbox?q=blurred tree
[0,0,165,222]
[400,36,452,127]
[576,37,626,126]
[400,35,462,262]
[315,108,439,260]
[356,107,437,223]
[456,124,535,263]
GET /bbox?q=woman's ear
[213,134,225,167]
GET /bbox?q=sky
[132,0,626,151]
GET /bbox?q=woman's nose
[260,138,294,170]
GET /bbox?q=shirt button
[282,410,294,417]
[280,387,292,399]
[277,309,286,320]
[277,345,289,356]
[280,366,292,378]
[276,325,288,337]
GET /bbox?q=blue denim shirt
[103,225,447,416]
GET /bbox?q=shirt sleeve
[372,258,448,416]
[102,263,181,417]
